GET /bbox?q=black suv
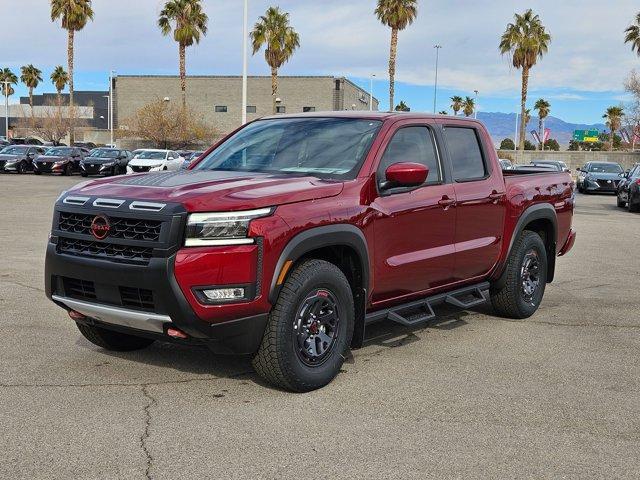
[576,162,624,193]
[33,147,90,175]
[80,148,133,176]
[617,163,640,212]
[0,145,46,173]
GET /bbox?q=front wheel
[252,259,354,392]
[81,171,88,177]
[76,322,155,351]
[17,161,27,174]
[617,194,626,208]
[490,231,547,319]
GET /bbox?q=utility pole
[241,0,248,125]
[433,45,442,113]
[2,81,8,140]
[109,70,115,147]
[369,74,376,111]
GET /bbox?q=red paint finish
[385,162,428,186]
[62,112,575,327]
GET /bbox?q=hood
[37,155,68,162]
[129,158,166,167]
[0,154,23,161]
[67,170,344,211]
[585,172,622,180]
[82,157,116,164]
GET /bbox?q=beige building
[114,75,379,138]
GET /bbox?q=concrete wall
[115,75,379,140]
[497,150,640,171]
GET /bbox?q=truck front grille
[58,237,153,264]
[59,212,162,242]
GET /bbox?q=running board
[365,282,490,328]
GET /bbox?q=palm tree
[524,108,531,127]
[375,0,418,111]
[395,100,410,112]
[251,7,300,115]
[499,9,551,150]
[50,65,69,110]
[158,0,208,107]
[603,106,624,151]
[0,68,18,98]
[450,95,463,116]
[533,98,550,150]
[20,64,43,125]
[624,13,640,55]
[462,96,475,117]
[51,0,94,144]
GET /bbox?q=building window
[215,106,228,113]
[276,106,286,114]
[303,107,316,112]
[246,105,257,113]
[335,79,341,90]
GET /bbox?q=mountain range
[475,112,607,147]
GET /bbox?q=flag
[543,128,551,143]
[531,130,541,144]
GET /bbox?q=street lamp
[369,74,376,111]
[109,70,115,147]
[2,81,9,141]
[433,45,442,113]
[241,0,249,125]
[473,89,479,119]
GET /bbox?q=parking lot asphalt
[0,174,638,479]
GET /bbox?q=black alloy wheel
[17,161,27,174]
[293,289,341,367]
[520,250,541,305]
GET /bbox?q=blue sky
[2,0,639,124]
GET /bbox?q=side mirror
[381,162,428,190]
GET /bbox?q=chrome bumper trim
[52,295,171,333]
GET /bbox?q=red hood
[68,170,344,211]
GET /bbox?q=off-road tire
[76,322,155,351]
[490,231,547,319]
[252,259,354,392]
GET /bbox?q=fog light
[202,287,245,302]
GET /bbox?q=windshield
[44,147,73,157]
[89,149,119,158]
[194,117,382,179]
[0,146,29,155]
[588,163,622,173]
[135,151,166,160]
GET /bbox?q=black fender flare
[268,224,370,305]
[493,203,558,290]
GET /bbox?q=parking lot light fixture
[242,0,249,125]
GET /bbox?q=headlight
[185,208,274,247]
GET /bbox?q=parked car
[616,163,640,212]
[33,147,90,176]
[0,145,45,173]
[179,150,205,169]
[529,159,569,172]
[45,112,576,392]
[0,139,10,147]
[498,159,513,170]
[126,149,184,174]
[514,164,558,172]
[10,137,43,145]
[576,162,624,193]
[80,148,133,176]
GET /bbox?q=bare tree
[624,70,640,150]
[16,102,87,145]
[119,99,215,149]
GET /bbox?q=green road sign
[573,129,599,143]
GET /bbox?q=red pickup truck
[45,112,576,391]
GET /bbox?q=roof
[259,111,484,123]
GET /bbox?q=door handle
[438,195,455,208]
[489,191,504,202]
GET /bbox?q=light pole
[433,45,442,113]
[514,110,519,151]
[369,74,376,111]
[241,0,248,125]
[473,89,479,119]
[109,70,115,146]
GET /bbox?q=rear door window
[444,127,487,181]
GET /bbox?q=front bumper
[35,161,65,173]
[584,179,619,192]
[81,163,114,175]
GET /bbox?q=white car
[126,149,184,174]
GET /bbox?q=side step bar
[365,282,490,328]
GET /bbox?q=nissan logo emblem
[90,214,111,240]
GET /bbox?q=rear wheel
[76,322,155,351]
[490,231,547,319]
[252,259,354,392]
